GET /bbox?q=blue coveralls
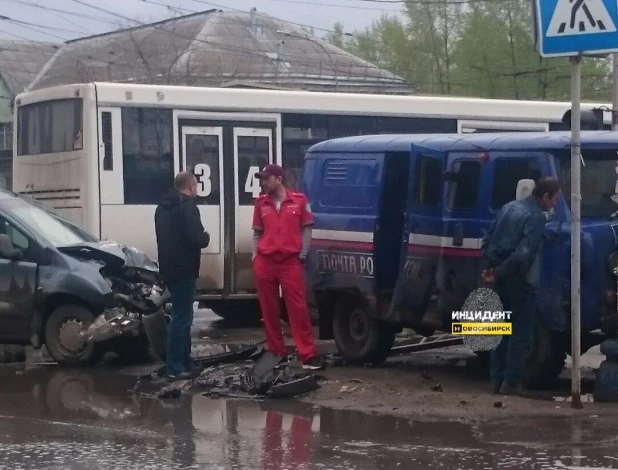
[481,195,547,388]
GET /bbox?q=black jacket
[154,191,210,285]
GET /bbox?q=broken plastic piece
[269,375,320,398]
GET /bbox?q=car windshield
[557,149,618,218]
[10,199,96,247]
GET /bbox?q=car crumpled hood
[57,242,159,273]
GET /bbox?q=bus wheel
[333,296,395,365]
[212,300,263,327]
[522,318,566,389]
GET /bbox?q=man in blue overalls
[481,177,561,396]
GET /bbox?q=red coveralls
[252,189,317,362]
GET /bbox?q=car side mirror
[0,234,24,261]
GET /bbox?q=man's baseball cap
[256,164,284,179]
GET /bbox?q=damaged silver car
[0,189,168,366]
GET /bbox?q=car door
[0,214,37,343]
[389,145,445,321]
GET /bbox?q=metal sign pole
[570,53,583,409]
[614,54,618,341]
[613,53,618,131]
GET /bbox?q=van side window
[491,159,541,209]
[447,160,481,210]
[413,154,442,207]
[320,158,379,209]
[0,216,29,259]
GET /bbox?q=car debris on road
[133,343,323,400]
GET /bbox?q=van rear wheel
[333,297,396,365]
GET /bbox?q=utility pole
[613,53,618,131]
[570,53,583,410]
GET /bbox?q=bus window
[121,107,174,205]
[281,113,457,188]
[186,134,220,205]
[17,98,82,155]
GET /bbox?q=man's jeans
[490,281,537,388]
[166,278,197,377]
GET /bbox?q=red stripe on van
[311,239,482,257]
[408,244,483,258]
[311,239,374,251]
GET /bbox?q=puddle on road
[0,367,618,469]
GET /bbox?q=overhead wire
[0,0,609,95]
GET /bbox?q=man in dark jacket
[481,177,561,396]
[155,171,210,381]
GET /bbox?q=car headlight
[608,251,618,276]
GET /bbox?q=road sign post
[534,0,618,409]
[570,53,582,410]
[613,53,618,130]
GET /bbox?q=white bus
[11,82,612,320]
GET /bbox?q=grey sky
[0,0,404,43]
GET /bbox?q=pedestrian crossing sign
[534,0,618,57]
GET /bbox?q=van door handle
[453,223,464,247]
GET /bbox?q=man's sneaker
[302,356,326,370]
[166,368,202,383]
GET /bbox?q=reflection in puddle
[0,366,617,469]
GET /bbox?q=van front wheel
[333,297,396,365]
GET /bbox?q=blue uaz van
[300,131,618,388]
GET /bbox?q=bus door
[181,126,225,290]
[232,128,274,293]
[179,121,276,295]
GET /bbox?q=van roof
[306,130,618,154]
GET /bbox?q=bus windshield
[10,200,95,248]
[557,149,618,218]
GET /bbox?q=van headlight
[608,251,618,276]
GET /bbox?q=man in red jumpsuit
[251,164,324,369]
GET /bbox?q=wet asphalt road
[1,311,617,469]
[1,366,618,469]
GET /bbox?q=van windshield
[557,149,618,218]
[10,200,95,247]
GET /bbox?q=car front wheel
[44,305,106,367]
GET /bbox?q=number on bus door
[244,165,261,198]
[194,163,212,197]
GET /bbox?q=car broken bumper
[79,308,142,343]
